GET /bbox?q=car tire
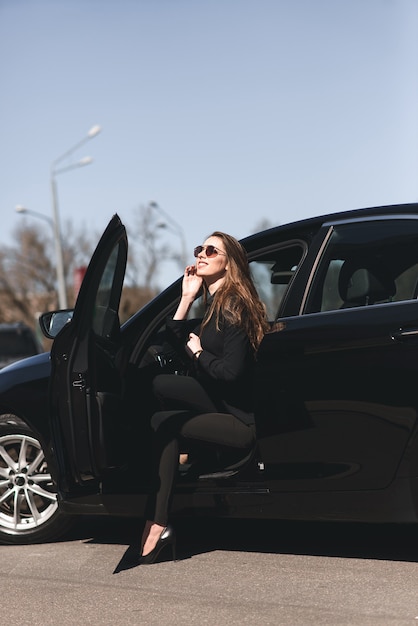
[0,416,74,544]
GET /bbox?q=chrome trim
[299,225,334,314]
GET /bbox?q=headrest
[338,260,396,305]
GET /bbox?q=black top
[166,311,256,425]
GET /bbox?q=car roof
[241,202,418,251]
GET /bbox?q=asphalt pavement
[2,517,418,625]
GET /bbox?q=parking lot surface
[2,518,418,625]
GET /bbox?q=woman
[140,231,269,564]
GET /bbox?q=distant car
[0,322,41,369]
[2,203,418,545]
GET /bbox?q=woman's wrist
[173,296,195,320]
[193,349,203,360]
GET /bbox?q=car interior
[306,219,418,314]
[129,244,306,481]
[338,259,397,308]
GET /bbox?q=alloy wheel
[0,432,59,534]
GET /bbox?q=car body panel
[0,352,51,436]
[255,303,418,491]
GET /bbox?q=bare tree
[1,210,272,332]
[128,203,176,290]
[0,211,166,329]
[61,217,99,278]
[251,217,275,234]
[0,223,55,326]
[0,220,98,327]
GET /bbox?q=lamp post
[16,124,101,310]
[15,201,70,309]
[15,205,54,227]
[50,125,101,309]
[149,201,187,268]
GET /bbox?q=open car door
[49,214,127,485]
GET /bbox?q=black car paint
[2,204,418,526]
[0,352,51,436]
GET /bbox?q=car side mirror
[39,310,74,339]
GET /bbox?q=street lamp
[15,200,72,310]
[50,125,102,309]
[16,158,93,310]
[149,201,187,268]
[16,125,101,310]
[15,205,53,227]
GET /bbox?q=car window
[249,245,305,320]
[305,219,418,314]
[92,243,123,337]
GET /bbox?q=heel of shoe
[139,524,176,565]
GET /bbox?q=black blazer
[166,313,256,425]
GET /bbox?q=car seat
[338,259,396,307]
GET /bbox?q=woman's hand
[186,332,202,358]
[173,266,203,320]
[181,265,203,299]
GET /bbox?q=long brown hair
[200,231,270,351]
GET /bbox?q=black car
[0,322,41,369]
[2,203,418,545]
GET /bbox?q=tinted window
[92,243,123,337]
[250,244,305,319]
[250,261,287,320]
[305,219,418,313]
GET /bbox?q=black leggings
[146,374,255,526]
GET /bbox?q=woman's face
[195,236,228,281]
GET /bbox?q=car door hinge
[72,378,86,390]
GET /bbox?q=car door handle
[392,328,418,342]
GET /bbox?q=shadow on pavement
[65,515,418,568]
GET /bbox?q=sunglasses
[193,245,227,258]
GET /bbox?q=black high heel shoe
[139,525,176,564]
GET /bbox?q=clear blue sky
[1,0,417,286]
